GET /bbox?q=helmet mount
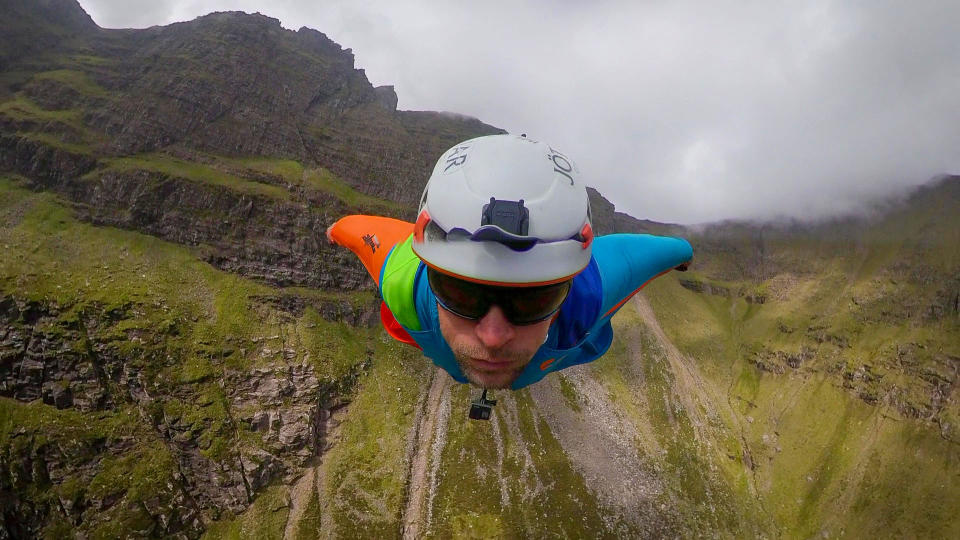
[480,197,529,235]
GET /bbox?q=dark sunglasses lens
[501,281,571,324]
[428,269,488,319]
[428,268,570,325]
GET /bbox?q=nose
[474,305,516,349]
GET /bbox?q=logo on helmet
[548,146,575,185]
[443,145,470,173]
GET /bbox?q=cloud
[76,0,960,223]
[79,0,180,28]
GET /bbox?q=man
[327,134,692,393]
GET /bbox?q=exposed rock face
[0,296,124,412]
[0,135,98,187]
[0,0,99,70]
[587,187,616,236]
[78,168,367,289]
[0,290,376,536]
[3,7,503,206]
[4,2,957,538]
[374,85,399,111]
[0,136,369,289]
[0,1,506,290]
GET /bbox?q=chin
[463,367,521,390]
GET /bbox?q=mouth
[466,357,519,372]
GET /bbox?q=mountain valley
[0,2,957,538]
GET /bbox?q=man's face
[437,303,552,389]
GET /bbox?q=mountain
[643,176,959,536]
[0,0,98,71]
[0,1,502,291]
[1,1,957,538]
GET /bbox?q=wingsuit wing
[327,215,420,348]
[593,234,694,319]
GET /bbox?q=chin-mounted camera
[469,388,498,421]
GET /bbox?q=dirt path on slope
[283,465,319,540]
[631,293,771,519]
[283,402,350,540]
[631,294,728,439]
[402,369,452,540]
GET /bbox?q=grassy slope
[643,198,960,538]
[201,485,291,540]
[0,74,408,218]
[206,337,429,540]
[0,174,377,377]
[315,338,428,538]
[427,385,625,539]
[6,164,958,537]
[0,175,387,536]
[589,303,767,537]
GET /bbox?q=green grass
[181,154,406,214]
[67,55,114,67]
[556,373,582,413]
[206,330,428,539]
[235,156,305,182]
[87,441,178,504]
[0,399,144,455]
[11,131,95,154]
[3,157,955,539]
[33,69,108,97]
[293,485,322,540]
[301,167,406,214]
[202,485,291,540]
[592,302,756,536]
[641,208,959,538]
[92,154,291,200]
[318,337,426,537]
[85,153,409,216]
[0,95,106,151]
[429,386,629,538]
[0,96,82,124]
[0,168,373,380]
[0,399,179,539]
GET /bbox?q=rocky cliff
[0,0,98,72]
[0,1,502,289]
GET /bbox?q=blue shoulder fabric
[593,234,693,319]
[553,258,602,349]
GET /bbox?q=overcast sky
[77,1,960,224]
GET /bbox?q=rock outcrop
[0,289,376,536]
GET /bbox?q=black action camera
[469,389,497,421]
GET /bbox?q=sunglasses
[427,268,571,325]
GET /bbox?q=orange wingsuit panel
[327,215,420,348]
[326,215,414,286]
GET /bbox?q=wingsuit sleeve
[327,215,420,348]
[326,215,414,286]
[592,233,693,318]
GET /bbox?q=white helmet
[412,134,593,285]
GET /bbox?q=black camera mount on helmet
[468,388,498,421]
